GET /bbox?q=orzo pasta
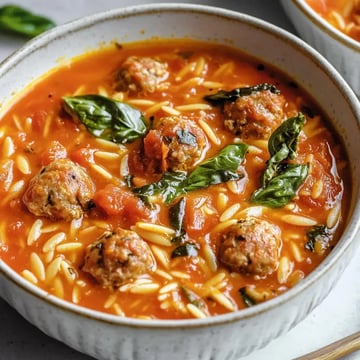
[0,39,350,320]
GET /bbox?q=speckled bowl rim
[289,0,360,52]
[0,3,359,330]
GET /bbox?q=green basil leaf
[239,287,256,307]
[305,225,331,252]
[268,113,305,159]
[181,143,248,192]
[251,163,309,208]
[171,242,199,258]
[169,197,187,243]
[63,94,148,144]
[261,143,289,187]
[204,83,280,105]
[132,143,248,204]
[251,113,308,208]
[0,5,55,37]
[132,171,187,205]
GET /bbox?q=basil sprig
[204,83,280,105]
[0,5,55,37]
[63,94,148,144]
[132,143,248,204]
[251,113,309,208]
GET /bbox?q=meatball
[143,116,207,172]
[22,158,95,221]
[81,228,156,288]
[219,217,281,276]
[114,56,169,93]
[223,90,286,139]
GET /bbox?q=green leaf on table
[0,5,55,37]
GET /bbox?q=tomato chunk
[143,130,169,172]
[94,184,151,225]
[70,147,95,167]
[40,140,67,165]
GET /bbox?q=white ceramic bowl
[0,4,360,360]
[280,0,360,97]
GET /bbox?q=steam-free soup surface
[306,0,360,41]
[0,40,349,319]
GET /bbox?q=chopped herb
[171,242,199,258]
[239,287,256,307]
[169,197,187,243]
[305,225,331,252]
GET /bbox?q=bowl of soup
[280,0,360,97]
[0,3,359,360]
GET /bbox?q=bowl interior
[0,3,359,327]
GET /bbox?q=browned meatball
[22,158,95,221]
[114,56,169,93]
[223,90,286,139]
[219,217,281,276]
[81,228,156,288]
[143,116,207,172]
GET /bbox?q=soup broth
[0,39,350,320]
[306,0,360,41]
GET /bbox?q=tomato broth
[0,39,350,319]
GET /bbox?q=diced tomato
[184,195,218,237]
[297,140,343,208]
[143,130,169,172]
[39,140,67,165]
[70,147,96,167]
[94,184,151,226]
[31,111,49,133]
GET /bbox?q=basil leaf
[251,113,308,208]
[182,143,248,191]
[132,171,187,204]
[239,287,256,307]
[63,94,148,144]
[251,163,309,208]
[261,143,289,187]
[305,225,331,252]
[169,197,187,243]
[204,83,280,105]
[268,113,305,159]
[171,242,199,258]
[0,5,55,37]
[132,143,248,204]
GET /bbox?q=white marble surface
[0,1,359,359]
